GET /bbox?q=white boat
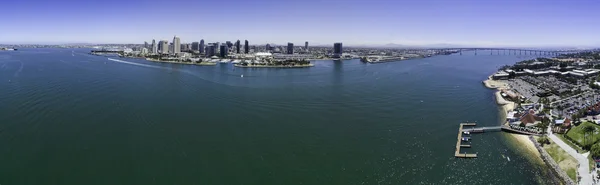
[232,60,241,64]
[241,74,244,78]
[219,59,230,63]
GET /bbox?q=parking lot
[552,91,600,118]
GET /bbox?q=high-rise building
[266,44,271,51]
[144,41,148,49]
[191,42,199,51]
[334,42,343,58]
[199,40,205,53]
[305,41,309,52]
[235,40,241,54]
[287,42,294,54]
[220,45,228,58]
[158,40,169,54]
[226,41,233,49]
[244,40,249,53]
[141,48,149,54]
[206,45,215,57]
[151,39,158,54]
[172,36,181,54]
[181,44,187,51]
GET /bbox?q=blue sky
[1,0,599,47]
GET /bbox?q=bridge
[402,47,590,56]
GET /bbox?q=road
[547,126,592,185]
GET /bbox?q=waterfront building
[191,42,199,51]
[244,40,249,53]
[141,48,148,54]
[235,40,241,54]
[287,43,294,54]
[144,42,148,49]
[199,40,205,53]
[226,41,233,49]
[158,40,169,54]
[151,39,158,54]
[172,36,181,54]
[305,41,308,52]
[334,42,343,58]
[206,45,215,57]
[220,45,228,58]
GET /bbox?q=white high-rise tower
[172,36,181,54]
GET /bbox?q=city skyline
[2,0,600,47]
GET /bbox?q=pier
[455,123,478,158]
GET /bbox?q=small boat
[241,74,244,78]
[463,131,470,135]
[507,156,511,161]
[461,137,470,141]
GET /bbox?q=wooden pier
[455,123,478,158]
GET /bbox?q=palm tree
[584,125,595,147]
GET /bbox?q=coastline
[484,76,570,184]
[233,64,314,68]
[145,58,217,66]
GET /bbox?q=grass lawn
[543,140,578,182]
[566,122,600,147]
[567,168,577,182]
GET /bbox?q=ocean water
[0,48,553,184]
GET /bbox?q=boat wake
[14,61,24,77]
[107,58,162,69]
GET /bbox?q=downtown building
[333,42,343,58]
[199,40,205,53]
[151,39,158,54]
[244,40,249,54]
[158,40,169,54]
[220,45,228,58]
[172,36,181,55]
[205,45,216,57]
[287,43,294,54]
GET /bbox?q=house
[511,109,542,127]
[586,103,600,116]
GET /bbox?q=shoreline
[484,75,570,184]
[233,64,314,68]
[145,58,217,66]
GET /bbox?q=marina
[455,123,478,158]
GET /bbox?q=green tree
[592,143,600,158]
[584,125,596,148]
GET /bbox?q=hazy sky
[1,0,599,47]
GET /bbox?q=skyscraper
[287,42,294,54]
[199,40,205,53]
[235,40,241,54]
[144,41,148,49]
[334,42,343,58]
[220,45,228,58]
[172,36,181,54]
[206,45,215,57]
[266,44,271,51]
[305,41,309,52]
[191,42,199,51]
[158,40,169,54]
[151,39,158,54]
[244,40,249,54]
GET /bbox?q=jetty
[455,123,478,158]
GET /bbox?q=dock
[455,123,478,158]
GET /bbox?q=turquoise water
[0,49,552,184]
